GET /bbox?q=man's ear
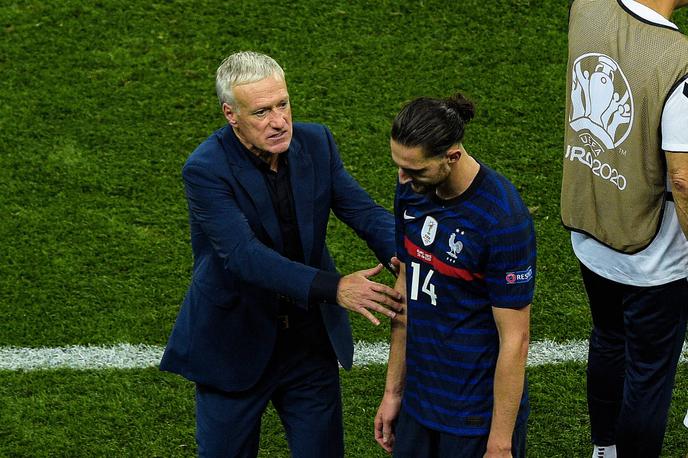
[222,103,238,126]
[447,148,462,163]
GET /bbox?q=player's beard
[410,165,451,195]
[410,182,436,194]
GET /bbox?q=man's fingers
[389,256,401,276]
[371,299,398,318]
[358,307,380,326]
[370,281,403,300]
[375,416,393,452]
[368,285,403,313]
[360,263,384,278]
[382,421,394,452]
[369,282,403,306]
[374,415,383,440]
[374,414,389,450]
[358,299,397,319]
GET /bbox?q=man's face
[390,140,451,194]
[223,74,292,155]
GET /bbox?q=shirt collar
[619,0,679,30]
[231,129,289,172]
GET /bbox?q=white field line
[0,340,687,371]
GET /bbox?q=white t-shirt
[571,0,688,286]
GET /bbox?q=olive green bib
[561,0,688,253]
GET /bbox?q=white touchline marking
[0,343,163,371]
[0,340,686,371]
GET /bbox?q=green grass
[2,365,688,457]
[2,0,688,456]
[0,0,582,346]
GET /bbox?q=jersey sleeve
[661,77,688,153]
[484,213,536,309]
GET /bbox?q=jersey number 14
[410,262,437,306]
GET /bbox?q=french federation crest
[569,53,633,152]
[421,216,438,246]
[446,229,464,259]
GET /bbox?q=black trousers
[195,322,342,458]
[581,264,688,457]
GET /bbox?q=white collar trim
[619,0,679,30]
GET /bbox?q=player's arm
[661,76,688,239]
[374,262,407,453]
[485,304,530,458]
[666,151,688,239]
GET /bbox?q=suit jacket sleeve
[183,162,318,304]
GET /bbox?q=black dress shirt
[241,146,341,309]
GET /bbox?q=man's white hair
[215,51,285,109]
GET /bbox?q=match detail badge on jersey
[421,216,438,246]
[505,266,533,285]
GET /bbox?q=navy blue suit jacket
[160,122,395,392]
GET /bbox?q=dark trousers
[581,264,688,458]
[195,324,343,458]
[392,407,527,458]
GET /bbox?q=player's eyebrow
[401,166,427,175]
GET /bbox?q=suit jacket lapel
[221,127,283,251]
[288,136,315,265]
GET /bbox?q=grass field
[1,0,687,456]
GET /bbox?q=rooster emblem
[447,231,463,259]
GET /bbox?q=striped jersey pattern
[395,162,536,436]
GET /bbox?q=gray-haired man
[161,51,402,457]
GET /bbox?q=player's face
[223,74,292,155]
[390,140,451,194]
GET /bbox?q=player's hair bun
[446,92,475,124]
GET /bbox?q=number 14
[410,262,438,306]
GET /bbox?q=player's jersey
[395,163,536,437]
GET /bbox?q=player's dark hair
[391,92,475,158]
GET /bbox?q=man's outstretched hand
[336,263,403,325]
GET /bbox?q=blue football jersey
[395,162,536,436]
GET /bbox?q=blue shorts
[392,407,527,458]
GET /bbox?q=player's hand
[483,444,513,458]
[483,452,512,458]
[336,264,403,325]
[389,256,401,277]
[374,393,402,453]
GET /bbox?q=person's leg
[615,278,688,458]
[271,327,344,458]
[392,407,436,458]
[436,431,483,458]
[434,420,526,458]
[580,263,626,447]
[195,383,271,458]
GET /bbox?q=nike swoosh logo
[403,210,415,220]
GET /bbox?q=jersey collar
[619,0,679,30]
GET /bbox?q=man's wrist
[308,270,342,305]
[486,434,512,453]
[383,386,404,397]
